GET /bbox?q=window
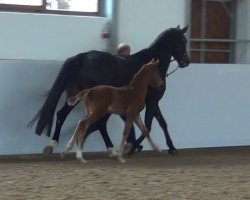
[0,0,100,16]
[189,0,250,64]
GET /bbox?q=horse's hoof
[168,149,177,155]
[43,146,53,155]
[136,145,143,153]
[128,145,143,155]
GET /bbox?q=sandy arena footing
[0,146,250,200]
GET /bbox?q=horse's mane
[130,28,179,59]
[148,28,179,49]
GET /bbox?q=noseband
[166,58,179,77]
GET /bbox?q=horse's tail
[28,58,72,136]
[67,89,90,106]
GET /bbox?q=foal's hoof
[123,143,133,154]
[61,151,66,159]
[118,157,126,163]
[108,148,118,158]
[128,145,143,155]
[78,158,87,164]
[168,148,177,155]
[43,146,53,155]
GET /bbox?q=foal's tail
[28,58,73,136]
[67,89,90,106]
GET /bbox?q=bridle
[166,58,179,77]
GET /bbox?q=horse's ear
[154,59,159,66]
[181,25,188,33]
[149,58,155,63]
[177,25,180,30]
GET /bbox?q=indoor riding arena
[0,1,250,200]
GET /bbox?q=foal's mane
[128,63,152,87]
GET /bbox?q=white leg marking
[118,139,126,163]
[76,150,87,163]
[147,136,162,152]
[108,147,118,158]
[48,140,58,147]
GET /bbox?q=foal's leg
[64,119,89,163]
[72,109,115,157]
[119,115,136,143]
[63,100,91,162]
[131,103,176,155]
[96,114,117,157]
[119,115,143,154]
[44,102,75,155]
[134,114,161,152]
[118,117,133,163]
[129,104,155,154]
[75,121,89,163]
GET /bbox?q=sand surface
[0,147,250,200]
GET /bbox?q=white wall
[163,63,250,149]
[0,60,121,155]
[1,61,250,155]
[0,12,108,60]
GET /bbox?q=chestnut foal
[63,59,163,163]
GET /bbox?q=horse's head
[146,59,164,89]
[148,26,190,69]
[171,25,190,68]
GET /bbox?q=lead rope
[166,59,179,77]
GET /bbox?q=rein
[166,58,179,77]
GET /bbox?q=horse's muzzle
[176,53,190,68]
[178,58,190,68]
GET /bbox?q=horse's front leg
[154,105,176,154]
[43,102,74,155]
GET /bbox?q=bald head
[117,43,131,56]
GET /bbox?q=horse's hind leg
[154,105,176,154]
[43,102,74,155]
[134,114,161,152]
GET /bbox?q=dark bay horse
[28,26,189,155]
[63,59,163,163]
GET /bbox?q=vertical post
[100,0,119,54]
[229,0,236,63]
[200,0,207,63]
[185,0,192,57]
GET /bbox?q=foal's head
[144,59,163,89]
